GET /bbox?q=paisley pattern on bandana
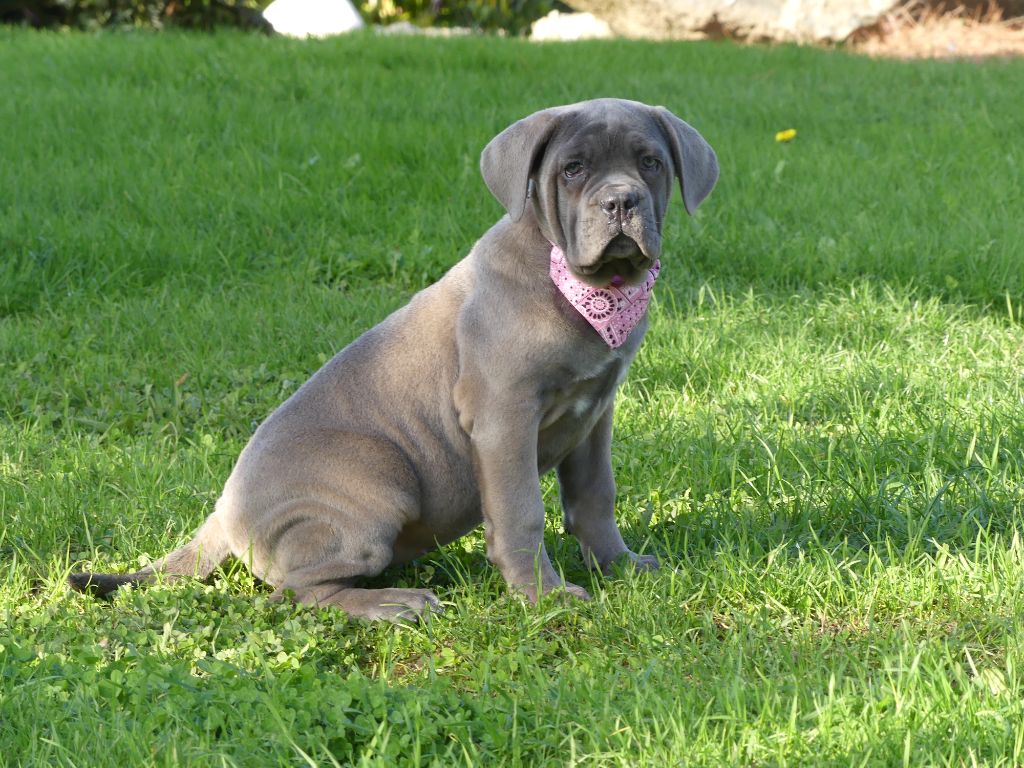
[549,244,660,349]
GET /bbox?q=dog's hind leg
[68,513,232,597]
[271,577,442,623]
[265,519,441,623]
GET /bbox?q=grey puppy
[69,98,718,621]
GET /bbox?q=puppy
[69,99,718,621]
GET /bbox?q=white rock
[262,0,364,39]
[531,10,614,41]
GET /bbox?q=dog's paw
[599,551,660,576]
[630,553,660,572]
[558,581,593,601]
[358,588,444,624]
[518,580,591,604]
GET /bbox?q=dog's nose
[600,188,639,217]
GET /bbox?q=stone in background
[531,10,614,41]
[262,0,363,38]
[562,0,1021,43]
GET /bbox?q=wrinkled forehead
[549,105,665,161]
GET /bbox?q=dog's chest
[536,354,630,470]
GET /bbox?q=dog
[69,98,718,621]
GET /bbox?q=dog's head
[480,98,718,287]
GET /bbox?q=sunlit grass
[2,28,1023,767]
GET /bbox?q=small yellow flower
[775,128,797,143]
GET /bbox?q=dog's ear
[480,108,564,223]
[653,107,719,215]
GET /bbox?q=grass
[2,27,1024,767]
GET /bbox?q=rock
[530,10,614,41]
[262,0,364,39]
[564,0,1023,43]
[564,0,903,43]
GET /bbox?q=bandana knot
[549,244,660,349]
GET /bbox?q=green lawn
[2,28,1024,766]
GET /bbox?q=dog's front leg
[557,406,659,574]
[470,412,590,603]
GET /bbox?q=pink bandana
[549,244,660,349]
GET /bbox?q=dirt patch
[849,1,1024,59]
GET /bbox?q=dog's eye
[640,156,661,171]
[563,161,584,179]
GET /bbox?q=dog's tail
[68,514,231,597]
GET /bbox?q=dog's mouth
[574,234,652,287]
